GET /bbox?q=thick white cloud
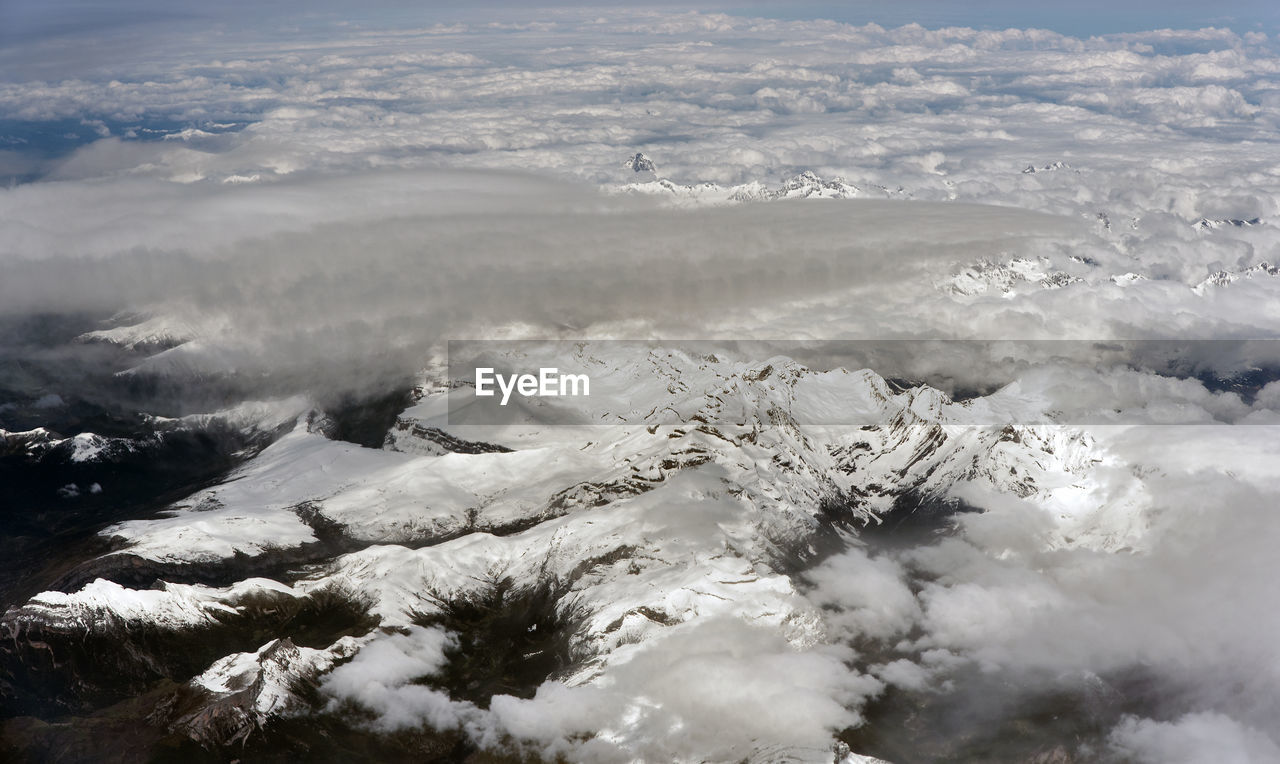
[793,433,1280,758]
[321,626,484,733]
[485,617,879,763]
[803,548,921,641]
[1109,712,1280,764]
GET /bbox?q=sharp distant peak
[624,152,657,174]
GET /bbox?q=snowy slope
[2,342,1152,761]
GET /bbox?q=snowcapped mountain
[2,398,307,463]
[1021,161,1073,174]
[623,152,657,176]
[0,343,1145,761]
[1194,216,1263,231]
[941,256,1084,297]
[612,164,903,206]
[76,310,214,352]
[758,171,868,201]
[1193,261,1280,294]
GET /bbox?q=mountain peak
[624,152,657,174]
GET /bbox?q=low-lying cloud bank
[3,168,1278,422]
[1,170,1088,400]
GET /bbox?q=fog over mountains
[2,5,1280,763]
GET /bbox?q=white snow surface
[7,577,297,632]
[26,344,1176,762]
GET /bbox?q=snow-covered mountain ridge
[1,345,1146,761]
[611,169,905,206]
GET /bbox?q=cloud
[5,24,1279,408]
[802,547,921,641]
[1109,712,1280,764]
[1,170,1099,405]
[2,8,1276,199]
[321,611,879,761]
[321,625,481,732]
[795,437,1280,756]
[488,616,879,762]
[900,469,1280,741]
